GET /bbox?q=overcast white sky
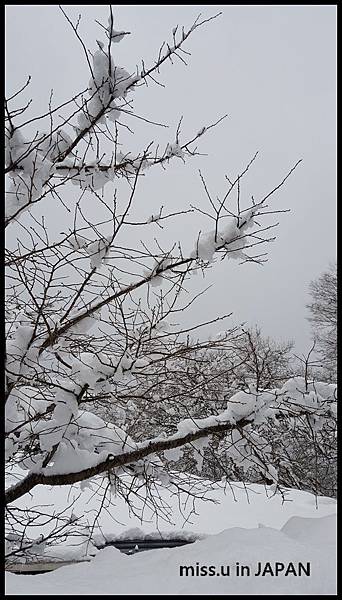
[6,5,336,355]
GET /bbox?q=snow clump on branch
[5,129,55,220]
[76,33,139,133]
[192,209,256,263]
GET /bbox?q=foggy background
[5,4,336,355]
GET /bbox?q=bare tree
[5,6,335,563]
[108,326,294,479]
[307,263,337,380]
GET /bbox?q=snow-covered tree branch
[5,6,336,563]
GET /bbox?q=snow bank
[6,512,336,595]
[8,476,337,538]
[6,475,336,587]
[8,473,337,534]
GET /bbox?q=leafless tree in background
[307,263,337,381]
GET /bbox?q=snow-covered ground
[6,480,337,595]
[6,514,337,595]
